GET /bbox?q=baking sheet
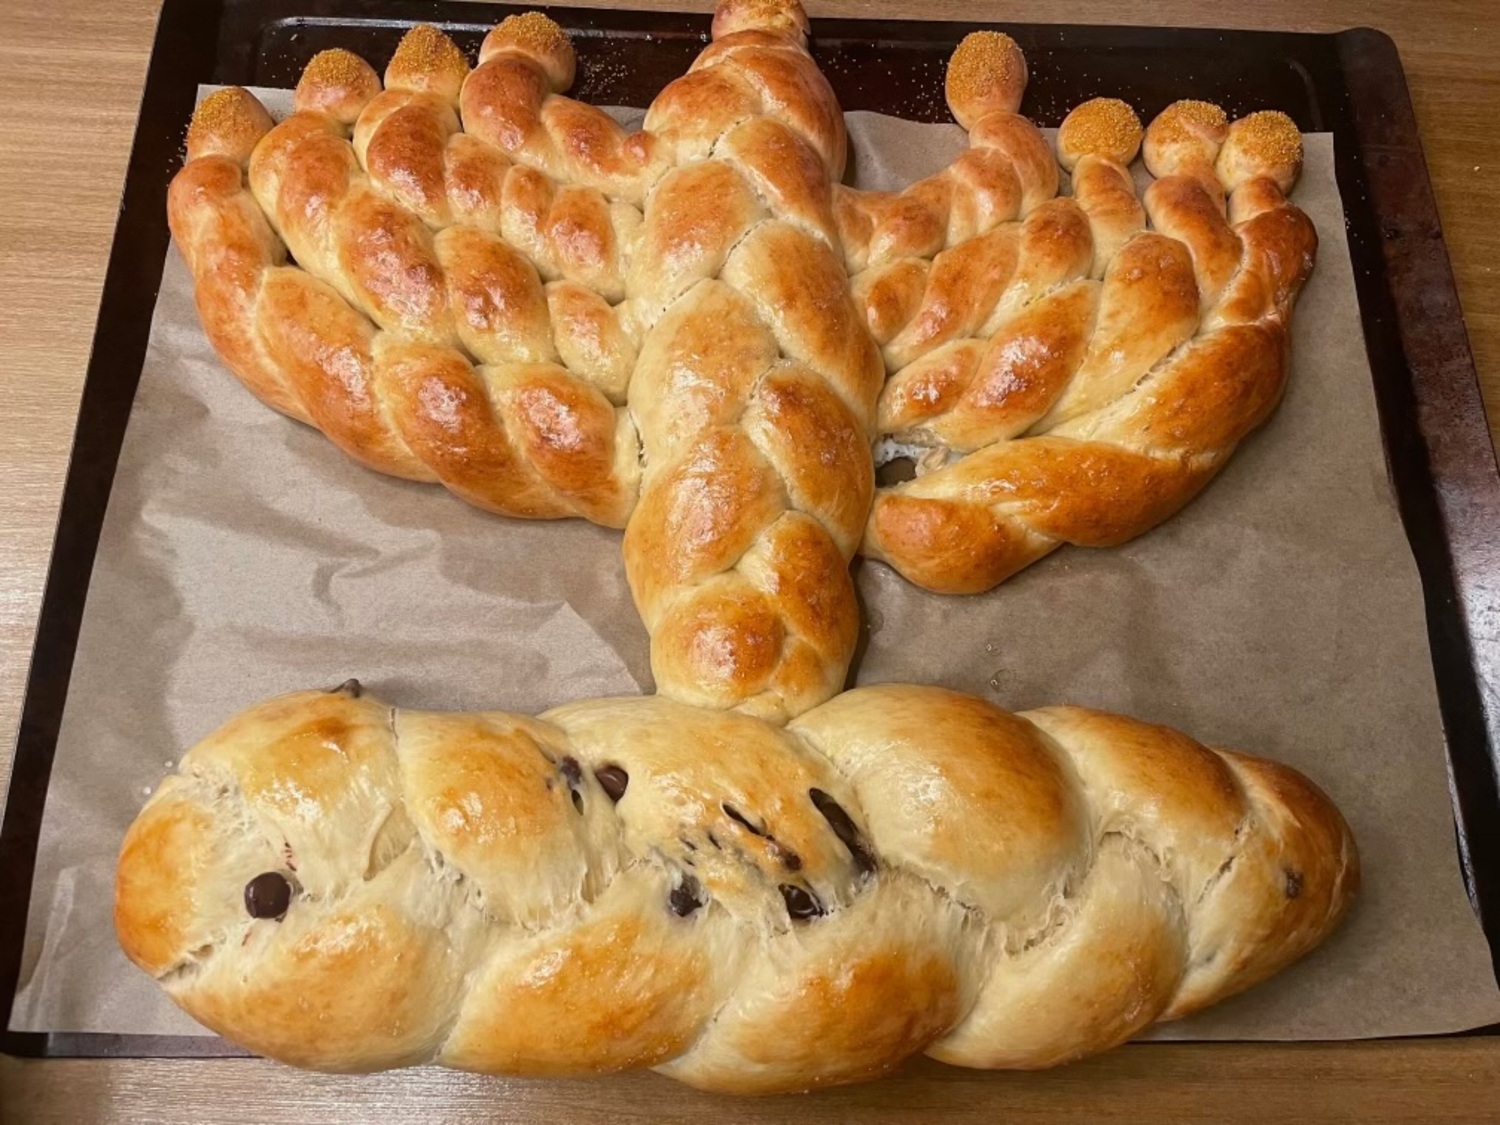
[9,89,1500,1041]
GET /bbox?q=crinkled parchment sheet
[10,92,1500,1041]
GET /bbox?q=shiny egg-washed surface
[169,0,1315,721]
[128,0,1358,1090]
[115,682,1356,1092]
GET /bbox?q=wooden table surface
[3,0,1500,1120]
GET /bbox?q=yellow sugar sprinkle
[1061,97,1142,163]
[496,11,570,55]
[187,87,271,159]
[301,47,375,92]
[948,31,1024,104]
[1153,99,1227,145]
[1232,110,1302,167]
[391,24,469,80]
[191,87,257,137]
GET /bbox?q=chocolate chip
[722,802,768,837]
[724,803,804,870]
[780,883,823,920]
[558,756,584,814]
[809,788,876,875]
[876,456,917,486]
[329,679,362,698]
[244,872,292,920]
[594,764,629,803]
[775,845,803,872]
[1284,868,1304,900]
[668,874,704,917]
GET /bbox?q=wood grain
[2,0,1499,1119]
[4,1042,1500,1123]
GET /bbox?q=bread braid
[170,28,641,524]
[461,13,667,203]
[620,5,883,721]
[171,4,1319,708]
[862,94,1316,592]
[116,681,1356,1093]
[173,5,878,718]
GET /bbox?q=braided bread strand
[116,681,1356,1093]
[620,12,883,721]
[170,22,642,525]
[862,93,1317,592]
[170,5,889,718]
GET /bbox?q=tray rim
[3,0,1499,1060]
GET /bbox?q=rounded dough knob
[711,0,811,42]
[1143,99,1228,180]
[294,48,382,124]
[385,24,471,100]
[1216,110,1303,194]
[1057,97,1143,172]
[481,12,576,92]
[946,31,1028,130]
[186,87,274,164]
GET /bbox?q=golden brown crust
[858,94,1316,593]
[387,24,471,99]
[711,0,810,43]
[172,27,641,526]
[1057,97,1143,171]
[444,873,723,1076]
[482,12,575,93]
[186,87,274,164]
[114,788,221,978]
[170,3,1319,707]
[117,684,1357,1089]
[294,49,381,124]
[1145,99,1229,177]
[945,31,1028,130]
[1218,110,1304,194]
[608,9,873,718]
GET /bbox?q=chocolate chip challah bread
[170,0,1318,717]
[116,682,1356,1092]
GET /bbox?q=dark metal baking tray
[4,0,1498,1059]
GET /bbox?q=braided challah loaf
[116,681,1355,1092]
[620,13,882,720]
[171,0,1319,718]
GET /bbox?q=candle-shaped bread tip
[946,31,1028,131]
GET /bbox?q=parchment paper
[9,91,1500,1041]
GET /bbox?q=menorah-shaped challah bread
[130,0,1358,1090]
[170,0,1316,720]
[116,681,1356,1092]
